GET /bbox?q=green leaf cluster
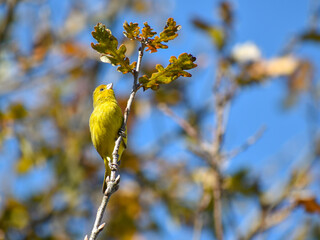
[123,22,141,39]
[139,53,197,90]
[123,18,180,53]
[145,18,181,53]
[91,23,136,74]
[91,19,197,90]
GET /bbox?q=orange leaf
[296,197,320,214]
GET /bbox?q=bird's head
[92,83,116,108]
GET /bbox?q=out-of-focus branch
[212,100,225,160]
[212,105,224,240]
[264,204,295,230]
[212,72,237,161]
[0,0,20,47]
[157,102,213,167]
[156,68,232,240]
[226,126,266,160]
[210,68,238,240]
[309,0,320,31]
[242,203,296,240]
[188,143,214,168]
[212,169,223,240]
[158,103,199,139]
[212,69,225,161]
[193,192,212,240]
[86,43,145,240]
[210,64,238,240]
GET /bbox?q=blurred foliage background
[1,0,320,239]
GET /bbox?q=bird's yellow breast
[89,101,123,159]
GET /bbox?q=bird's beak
[106,83,113,89]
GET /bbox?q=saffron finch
[89,83,127,192]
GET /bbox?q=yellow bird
[89,83,127,192]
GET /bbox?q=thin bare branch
[243,203,296,240]
[212,95,225,159]
[0,0,20,46]
[193,192,211,240]
[157,102,213,167]
[210,66,237,240]
[88,43,145,240]
[210,68,231,240]
[212,170,223,240]
[226,126,266,160]
[212,72,237,161]
[264,204,295,230]
[158,103,199,139]
[188,143,214,167]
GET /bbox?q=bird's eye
[100,88,104,92]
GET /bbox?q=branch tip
[98,223,106,232]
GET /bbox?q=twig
[242,203,295,240]
[264,204,295,230]
[226,126,266,160]
[0,0,20,48]
[158,103,199,139]
[212,170,223,240]
[210,68,232,240]
[188,143,214,168]
[210,67,237,240]
[212,70,225,162]
[87,43,145,240]
[212,95,225,159]
[192,214,203,240]
[193,192,212,240]
[309,0,320,31]
[157,102,213,167]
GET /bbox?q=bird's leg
[118,126,127,138]
[104,157,120,196]
[108,156,119,173]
